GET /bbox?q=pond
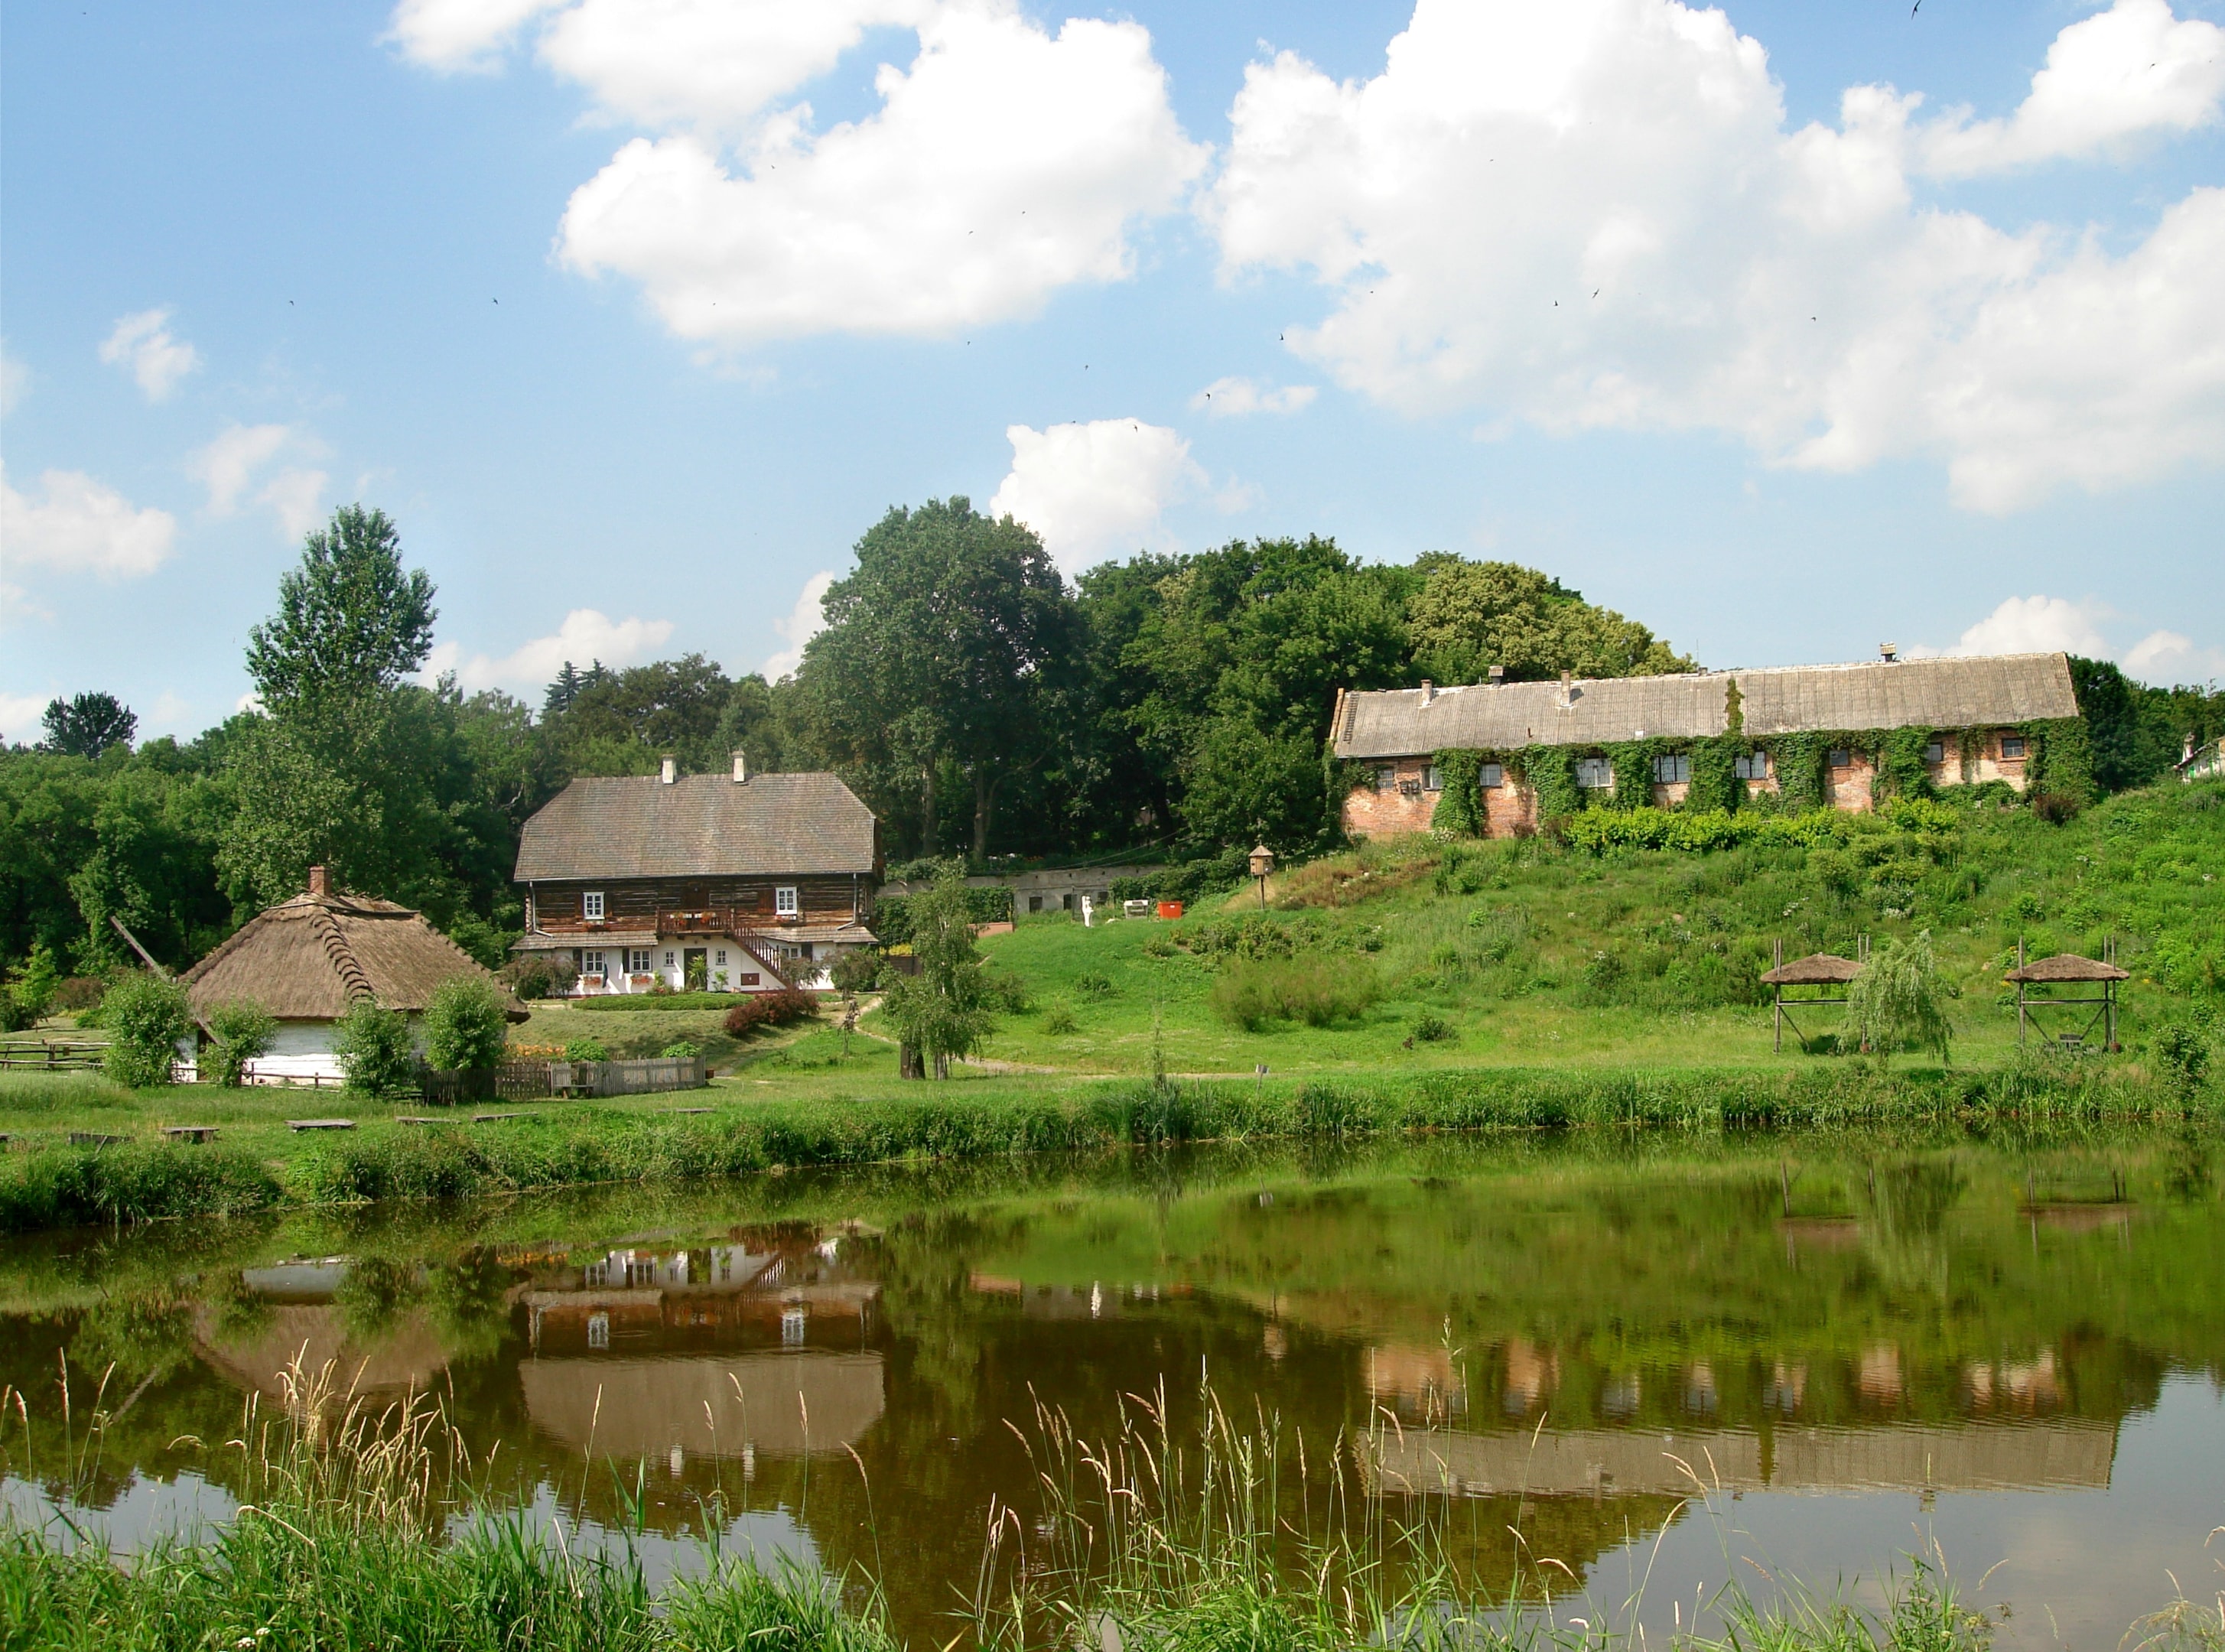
[3,1126,2220,1648]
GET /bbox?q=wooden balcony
[655,909,789,941]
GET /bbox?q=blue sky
[4,0,2222,743]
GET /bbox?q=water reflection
[0,1128,2217,1649]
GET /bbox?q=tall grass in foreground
[3,1361,2220,1650]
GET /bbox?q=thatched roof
[2004,953,2129,983]
[1760,953,1865,985]
[515,772,877,883]
[1332,652,2079,759]
[180,882,525,1022]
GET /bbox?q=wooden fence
[415,1056,705,1104]
[0,1040,106,1072]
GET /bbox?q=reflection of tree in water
[1856,1157,1967,1298]
[335,1254,425,1340]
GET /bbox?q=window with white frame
[775,886,800,917]
[1576,757,1612,789]
[662,951,675,968]
[1652,753,1691,785]
[715,949,727,966]
[582,890,605,922]
[581,948,607,977]
[1735,752,1771,781]
[587,1312,610,1350]
[626,948,652,975]
[1423,763,1443,792]
[1374,766,1396,792]
[1478,763,1504,789]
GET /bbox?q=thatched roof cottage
[177,866,522,1083]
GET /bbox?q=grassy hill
[970,778,2225,1076]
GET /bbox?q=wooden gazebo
[1761,939,1867,1053]
[2005,942,2127,1051]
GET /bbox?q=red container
[1156,900,1184,920]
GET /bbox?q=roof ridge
[314,907,377,1004]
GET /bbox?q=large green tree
[41,693,138,758]
[245,506,436,710]
[796,499,1075,858]
[1405,558,1693,684]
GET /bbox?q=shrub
[562,1035,610,1062]
[2152,1021,2211,1094]
[1041,1001,1079,1035]
[829,948,883,994]
[660,1040,701,1059]
[723,989,820,1037]
[984,969,1032,1013]
[2031,791,2084,824]
[52,976,107,1014]
[424,975,511,1071]
[1209,958,1378,1031]
[506,955,576,1000]
[102,973,193,1088]
[1412,1013,1453,1043]
[332,998,418,1095]
[1073,971,1114,999]
[6,941,62,1026]
[204,999,278,1087]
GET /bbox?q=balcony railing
[656,907,796,938]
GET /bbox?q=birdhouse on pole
[1249,844,1275,909]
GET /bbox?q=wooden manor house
[1332,649,2082,839]
[509,753,880,994]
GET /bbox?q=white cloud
[1916,594,2111,659]
[1190,376,1318,418]
[188,423,329,538]
[762,570,834,681]
[424,608,677,694]
[988,418,1239,570]
[0,344,28,416]
[1205,0,2225,512]
[97,308,200,402]
[0,693,52,745]
[1921,0,2225,177]
[1,464,177,580]
[2126,629,2225,683]
[529,2,1208,343]
[385,0,564,70]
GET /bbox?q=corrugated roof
[1332,653,2078,759]
[513,772,877,883]
[179,889,523,1021]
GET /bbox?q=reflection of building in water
[1365,1416,2116,1498]
[1368,1345,1466,1422]
[1964,1351,2062,1413]
[516,1227,886,1462]
[1602,1372,1641,1419]
[1859,1344,1905,1406]
[1765,1361,1807,1414]
[966,1273,1189,1319]
[1503,1341,1557,1415]
[194,1260,450,1407]
[1681,1361,1718,1416]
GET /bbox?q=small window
[775,886,800,917]
[1028,894,1043,913]
[1423,764,1443,792]
[715,949,727,965]
[1828,749,1853,769]
[587,1312,610,1350]
[582,948,606,977]
[662,951,675,968]
[1374,766,1397,791]
[1478,763,1504,789]
[1735,752,1771,781]
[626,948,652,974]
[1576,756,1612,789]
[583,890,605,922]
[1999,735,2027,759]
[1924,740,1945,765]
[1652,754,1691,785]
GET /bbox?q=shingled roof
[513,772,877,883]
[179,883,524,1022]
[1331,652,2079,760]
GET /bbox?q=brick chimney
[1419,679,1435,706]
[1488,665,1505,685]
[307,864,330,897]
[732,750,749,783]
[1559,669,1575,709]
[659,754,678,785]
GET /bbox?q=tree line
[4,497,2218,983]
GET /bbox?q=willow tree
[1846,932,1954,1063]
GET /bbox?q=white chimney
[1488,665,1506,685]
[659,754,677,785]
[1419,679,1435,706]
[1559,669,1575,709]
[732,750,750,784]
[1880,642,1899,662]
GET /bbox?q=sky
[3,0,2222,744]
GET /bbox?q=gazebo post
[2016,938,2027,1046]
[1773,938,1784,1054]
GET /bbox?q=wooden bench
[161,1126,220,1143]
[288,1118,356,1132]
[69,1132,127,1146]
[472,1111,523,1124]
[664,1107,713,1115]
[394,1116,443,1126]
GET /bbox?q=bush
[204,999,278,1088]
[829,948,883,994]
[6,941,62,1026]
[506,955,576,1000]
[1209,958,1379,1031]
[723,989,820,1037]
[423,976,510,1071]
[983,969,1032,1013]
[2152,1021,2212,1094]
[102,973,193,1088]
[562,1035,610,1062]
[660,1040,701,1060]
[1042,1002,1078,1035]
[572,991,737,1012]
[2031,791,2084,824]
[332,998,417,1095]
[1073,971,1114,1000]
[1412,1013,1453,1043]
[52,976,107,1014]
